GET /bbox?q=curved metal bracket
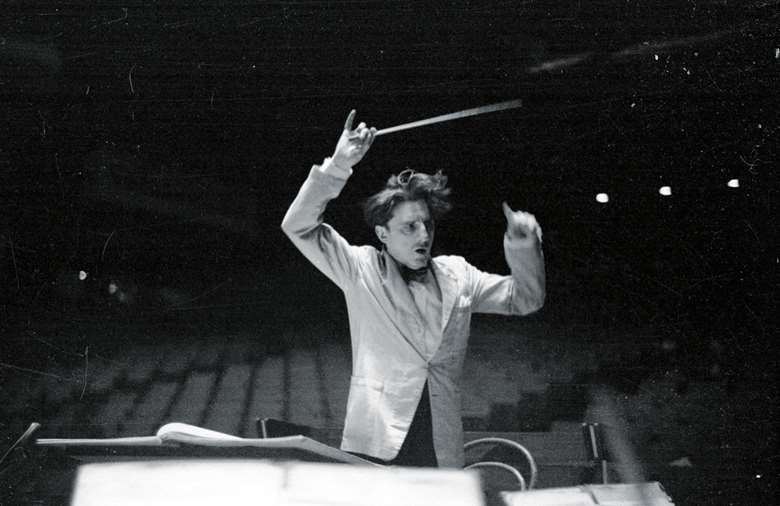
[465,461,527,490]
[464,437,538,490]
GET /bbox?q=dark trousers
[351,382,438,467]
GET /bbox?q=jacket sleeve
[281,160,362,289]
[470,234,546,316]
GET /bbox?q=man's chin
[410,254,430,269]
[390,250,429,270]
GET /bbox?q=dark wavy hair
[363,169,452,228]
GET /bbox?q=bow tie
[401,265,430,284]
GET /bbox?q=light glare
[727,179,740,188]
[78,270,88,281]
[659,186,672,196]
[596,193,609,203]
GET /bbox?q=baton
[370,99,522,137]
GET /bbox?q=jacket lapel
[378,249,429,360]
[432,258,460,333]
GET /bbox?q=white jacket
[281,162,545,468]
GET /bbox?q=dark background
[0,1,777,503]
[2,1,775,350]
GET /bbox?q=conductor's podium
[1,422,675,506]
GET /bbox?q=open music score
[36,422,374,466]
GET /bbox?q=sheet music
[36,422,375,465]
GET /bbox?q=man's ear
[375,225,388,244]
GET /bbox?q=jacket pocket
[349,375,384,391]
[444,298,472,350]
[343,376,385,444]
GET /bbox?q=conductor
[281,110,545,468]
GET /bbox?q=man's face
[376,200,435,270]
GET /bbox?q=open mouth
[414,247,428,255]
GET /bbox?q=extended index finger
[502,201,514,221]
[344,110,356,132]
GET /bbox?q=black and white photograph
[1,2,776,505]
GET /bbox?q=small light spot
[654,54,659,61]
[78,270,88,281]
[758,123,762,129]
[108,282,118,295]
[775,48,779,59]
[727,179,740,188]
[756,474,762,479]
[659,186,672,196]
[596,193,609,203]
[693,51,699,57]
[630,102,636,108]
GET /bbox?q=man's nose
[417,222,430,241]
